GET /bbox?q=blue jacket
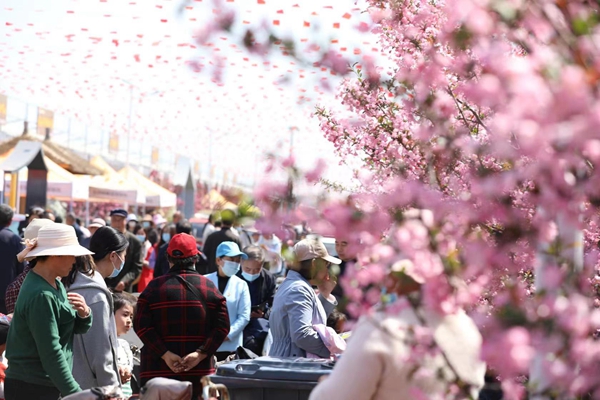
[268,270,337,358]
[205,272,250,352]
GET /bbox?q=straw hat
[26,224,94,258]
[23,218,54,242]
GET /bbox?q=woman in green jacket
[5,224,93,400]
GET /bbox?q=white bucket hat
[26,224,94,258]
[23,218,54,242]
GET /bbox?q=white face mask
[242,271,261,282]
[222,260,240,277]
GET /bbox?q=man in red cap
[134,233,230,397]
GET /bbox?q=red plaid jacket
[5,265,31,315]
[134,265,230,382]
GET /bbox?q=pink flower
[368,7,392,23]
[355,22,371,33]
[305,159,327,183]
[281,155,295,168]
[483,327,534,378]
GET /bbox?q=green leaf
[454,25,472,50]
[572,18,591,36]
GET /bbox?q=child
[326,310,347,334]
[113,292,136,399]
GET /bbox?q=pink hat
[153,214,167,225]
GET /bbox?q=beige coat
[309,306,486,400]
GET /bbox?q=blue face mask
[242,271,261,282]
[142,221,151,229]
[109,253,125,278]
[136,235,146,243]
[162,233,171,243]
[222,260,240,277]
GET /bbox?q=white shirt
[257,235,283,274]
[309,307,486,400]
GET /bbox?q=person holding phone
[237,246,276,354]
[269,238,340,359]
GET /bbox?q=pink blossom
[281,155,295,168]
[305,159,327,183]
[368,7,392,23]
[355,22,371,33]
[483,327,534,378]
[229,0,600,396]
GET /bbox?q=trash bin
[209,356,333,400]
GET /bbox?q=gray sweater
[269,270,336,358]
[68,271,121,390]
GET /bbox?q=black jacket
[236,268,276,311]
[331,259,357,313]
[154,243,209,277]
[203,227,241,274]
[153,243,170,278]
[0,227,24,314]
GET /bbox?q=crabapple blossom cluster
[255,0,600,398]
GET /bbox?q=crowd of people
[0,202,489,400]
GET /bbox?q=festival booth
[0,134,102,175]
[199,189,237,211]
[1,153,90,202]
[88,156,145,207]
[0,142,93,212]
[0,141,48,211]
[118,166,177,209]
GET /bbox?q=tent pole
[15,176,20,214]
[85,199,90,227]
[9,172,18,210]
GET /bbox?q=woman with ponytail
[67,226,129,391]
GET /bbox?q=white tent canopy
[118,166,177,208]
[88,156,145,205]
